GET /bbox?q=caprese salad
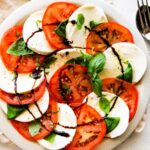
[0,2,147,150]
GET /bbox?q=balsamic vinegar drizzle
[70,20,77,25]
[31,89,43,116]
[53,130,70,137]
[43,22,60,27]
[26,28,43,48]
[31,69,42,80]
[111,47,124,79]
[11,20,127,138]
[84,26,126,113]
[14,56,23,105]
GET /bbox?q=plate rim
[0,0,150,150]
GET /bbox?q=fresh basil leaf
[45,133,56,143]
[7,38,34,56]
[41,55,57,68]
[66,52,92,67]
[117,63,133,83]
[36,20,42,28]
[7,104,27,120]
[105,117,120,133]
[66,56,83,65]
[91,74,102,97]
[89,21,100,29]
[88,53,106,74]
[99,96,111,114]
[54,19,68,38]
[80,51,92,66]
[29,120,41,137]
[76,14,85,29]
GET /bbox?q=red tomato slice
[0,26,45,73]
[65,105,106,150]
[42,2,78,49]
[102,78,138,121]
[49,64,92,107]
[11,97,58,140]
[86,22,134,54]
[0,80,46,105]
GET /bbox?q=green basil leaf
[76,14,85,29]
[29,120,41,137]
[7,104,27,120]
[41,55,57,68]
[54,19,68,38]
[45,133,56,143]
[36,20,42,28]
[91,74,102,97]
[66,56,83,65]
[105,117,120,133]
[99,96,111,114]
[89,21,100,29]
[117,63,133,83]
[7,38,34,56]
[88,53,106,74]
[66,52,92,67]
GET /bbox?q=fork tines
[137,0,150,34]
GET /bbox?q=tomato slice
[86,22,134,54]
[42,2,78,49]
[11,97,58,140]
[0,26,45,73]
[49,64,92,107]
[102,78,138,121]
[0,80,46,105]
[65,105,106,150]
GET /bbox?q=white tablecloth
[0,0,150,149]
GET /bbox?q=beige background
[0,0,150,150]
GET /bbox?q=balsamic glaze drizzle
[26,28,42,48]
[53,130,70,137]
[12,20,127,137]
[111,47,124,79]
[27,107,36,120]
[70,20,77,25]
[84,26,126,113]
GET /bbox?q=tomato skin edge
[102,78,138,121]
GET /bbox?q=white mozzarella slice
[0,57,44,94]
[99,42,147,83]
[23,10,54,55]
[86,92,129,138]
[66,4,108,48]
[38,103,77,150]
[0,88,49,122]
[46,48,82,82]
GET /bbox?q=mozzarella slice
[45,48,82,82]
[86,92,129,138]
[23,10,54,55]
[0,57,44,94]
[99,42,147,83]
[66,4,108,48]
[38,103,77,150]
[0,88,49,122]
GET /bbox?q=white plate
[0,0,150,150]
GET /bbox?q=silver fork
[137,0,150,40]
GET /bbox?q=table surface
[0,0,150,149]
